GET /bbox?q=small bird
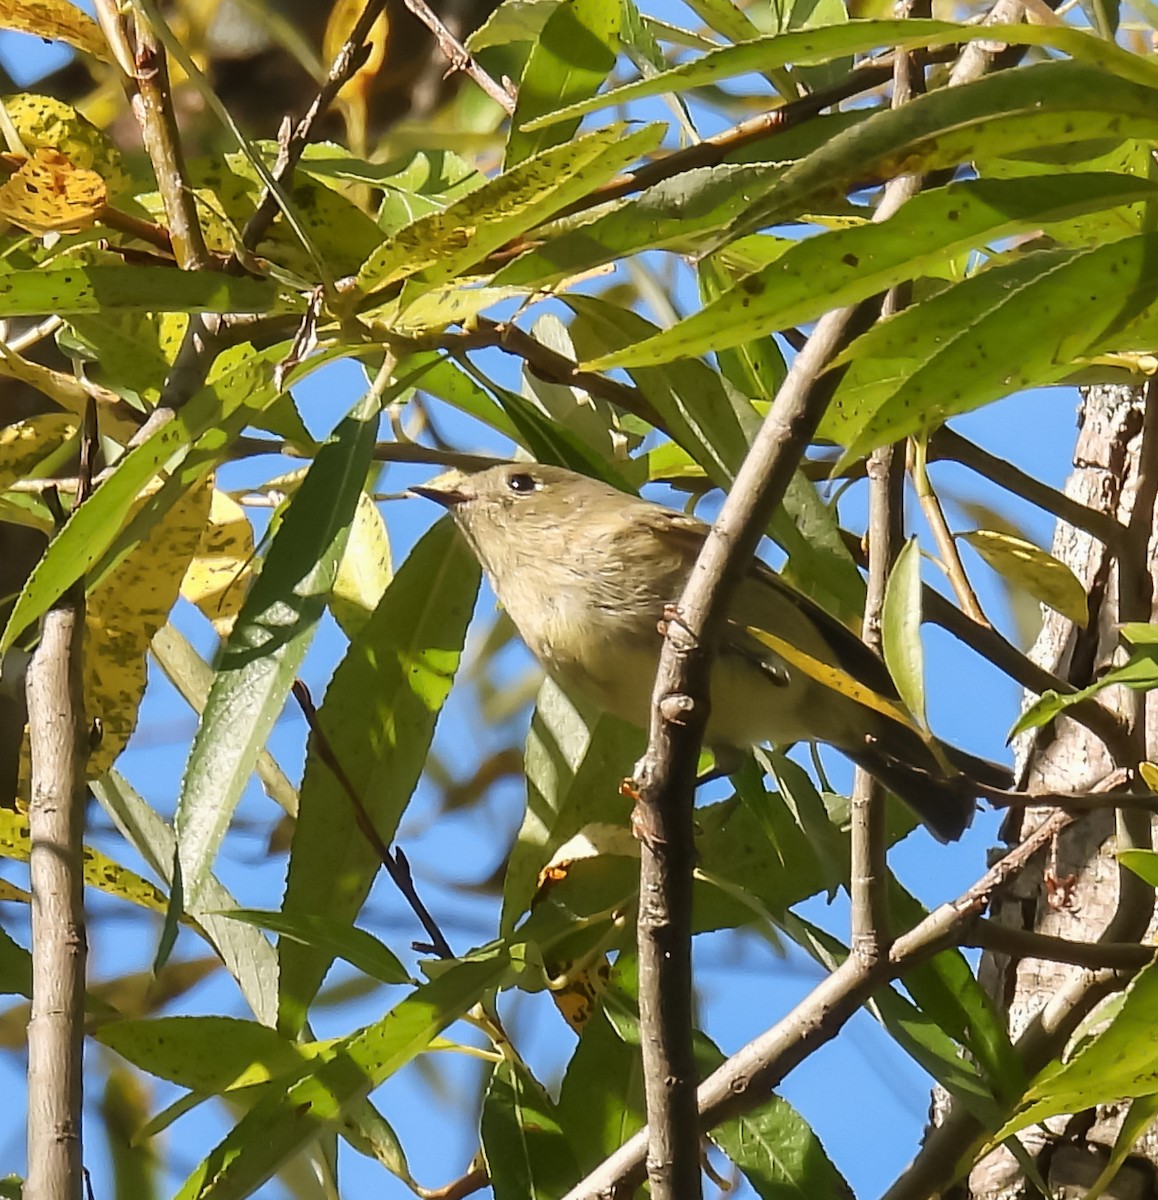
[411,462,1010,842]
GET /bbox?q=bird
[411,462,1011,841]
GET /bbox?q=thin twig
[400,0,516,114]
[851,440,903,959]
[930,426,1129,553]
[291,681,453,959]
[910,436,990,627]
[25,403,95,1200]
[964,920,1153,971]
[99,0,211,271]
[240,0,390,252]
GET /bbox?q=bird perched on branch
[412,462,1010,842]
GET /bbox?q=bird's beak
[409,471,472,509]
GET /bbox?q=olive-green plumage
[412,463,1009,842]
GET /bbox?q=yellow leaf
[960,529,1089,627]
[1140,762,1158,793]
[179,490,255,635]
[0,146,106,234]
[330,491,391,638]
[0,0,111,63]
[0,809,168,913]
[84,479,214,777]
[2,94,130,197]
[322,0,389,101]
[745,625,929,739]
[0,412,78,490]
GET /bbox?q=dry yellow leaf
[0,146,107,233]
[0,412,78,491]
[179,490,255,635]
[0,0,111,63]
[84,479,214,777]
[4,95,130,194]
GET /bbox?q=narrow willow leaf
[0,265,281,317]
[506,0,621,167]
[494,163,786,290]
[97,1015,327,1094]
[961,529,1089,627]
[727,59,1158,242]
[482,1059,580,1197]
[176,951,510,1200]
[356,123,664,294]
[825,233,1158,467]
[176,400,377,909]
[277,519,480,1033]
[504,676,643,932]
[587,173,1158,369]
[521,20,1158,129]
[1009,644,1158,739]
[330,491,392,639]
[221,910,410,987]
[93,770,279,1026]
[882,537,926,728]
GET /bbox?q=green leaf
[468,0,562,50]
[565,294,753,487]
[175,399,377,909]
[176,950,510,1200]
[1119,848,1158,888]
[585,173,1158,369]
[882,538,925,728]
[93,769,279,1026]
[960,530,1089,627]
[507,0,621,167]
[1009,643,1158,739]
[482,1059,581,1198]
[277,518,480,1033]
[996,957,1158,1140]
[728,59,1158,243]
[825,233,1158,467]
[97,1015,323,1094]
[0,266,284,317]
[495,163,787,289]
[521,20,1158,130]
[356,123,665,294]
[557,1005,645,1170]
[503,676,644,932]
[220,910,411,987]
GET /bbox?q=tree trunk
[969,383,1158,1198]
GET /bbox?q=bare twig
[98,0,211,271]
[25,404,95,1200]
[852,437,903,959]
[240,0,391,252]
[910,436,990,627]
[400,0,516,115]
[930,426,1129,554]
[964,920,1153,971]
[291,681,453,959]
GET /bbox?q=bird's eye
[506,473,538,494]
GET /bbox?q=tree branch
[24,408,94,1200]
[564,809,1073,1199]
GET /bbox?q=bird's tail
[846,743,1004,844]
